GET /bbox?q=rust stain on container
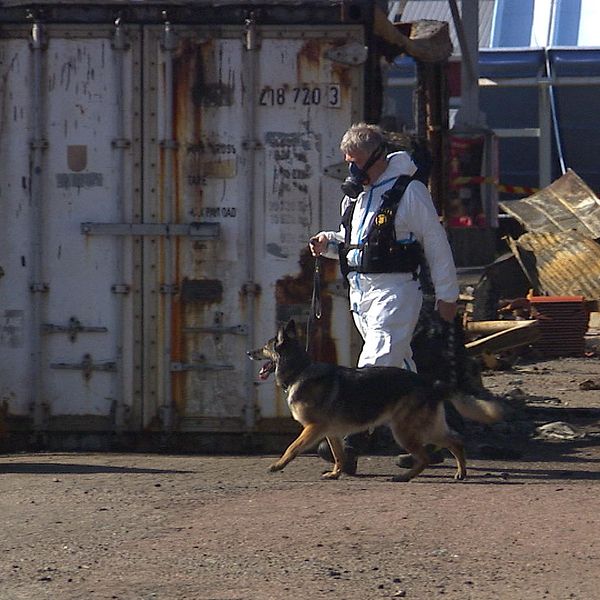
[298,39,322,65]
[331,60,353,90]
[296,39,324,84]
[174,38,206,221]
[276,247,338,364]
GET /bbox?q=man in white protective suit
[309,122,460,474]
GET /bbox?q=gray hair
[340,122,386,155]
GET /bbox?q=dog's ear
[285,319,297,339]
[276,323,286,345]
[277,319,297,344]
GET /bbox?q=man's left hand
[437,300,457,323]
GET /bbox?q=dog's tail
[447,392,503,424]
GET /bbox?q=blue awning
[548,48,600,77]
[479,49,545,78]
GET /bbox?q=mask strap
[357,143,386,181]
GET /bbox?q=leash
[305,256,322,353]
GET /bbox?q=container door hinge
[30,282,49,293]
[325,41,368,66]
[112,138,131,149]
[111,284,131,294]
[30,139,49,150]
[42,317,108,342]
[50,353,117,380]
[160,284,179,295]
[241,281,261,296]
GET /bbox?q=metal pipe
[544,48,567,174]
[112,17,128,432]
[29,18,46,433]
[161,18,177,431]
[538,80,552,188]
[390,76,600,89]
[242,13,259,430]
[448,0,476,84]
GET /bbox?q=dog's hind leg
[389,422,430,482]
[443,434,467,480]
[321,436,344,480]
[428,414,467,480]
[269,423,325,473]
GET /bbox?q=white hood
[381,151,418,180]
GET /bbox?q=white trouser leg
[350,274,423,371]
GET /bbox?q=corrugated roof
[500,170,600,239]
[399,0,495,52]
[509,231,600,301]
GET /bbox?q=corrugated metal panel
[400,0,495,50]
[510,231,600,300]
[529,296,588,357]
[500,170,600,238]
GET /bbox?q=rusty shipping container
[0,1,444,450]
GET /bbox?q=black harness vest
[338,175,423,280]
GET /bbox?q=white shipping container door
[252,28,364,421]
[0,26,142,431]
[143,25,363,431]
[0,30,35,418]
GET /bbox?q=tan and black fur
[247,320,503,482]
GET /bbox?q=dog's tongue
[259,360,274,380]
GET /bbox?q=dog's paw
[391,472,412,483]
[454,471,466,481]
[321,470,341,480]
[268,463,284,472]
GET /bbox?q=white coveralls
[318,151,459,371]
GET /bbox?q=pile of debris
[461,169,600,367]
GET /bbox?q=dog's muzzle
[246,351,276,380]
[258,360,275,380]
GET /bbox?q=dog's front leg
[321,436,344,479]
[269,424,324,472]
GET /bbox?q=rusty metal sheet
[511,230,600,300]
[500,170,600,238]
[529,296,588,357]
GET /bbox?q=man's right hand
[309,234,328,256]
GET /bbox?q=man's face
[345,148,372,183]
[344,148,370,170]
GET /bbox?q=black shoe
[316,440,358,475]
[317,440,334,463]
[395,448,445,468]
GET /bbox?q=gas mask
[341,143,387,198]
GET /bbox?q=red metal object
[529,296,589,357]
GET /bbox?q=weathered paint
[0,19,363,438]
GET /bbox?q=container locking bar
[171,362,235,372]
[42,317,108,342]
[80,222,220,240]
[50,353,117,380]
[182,324,248,336]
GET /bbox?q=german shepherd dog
[247,320,503,482]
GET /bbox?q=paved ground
[1,350,600,600]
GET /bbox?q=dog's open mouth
[259,360,275,380]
